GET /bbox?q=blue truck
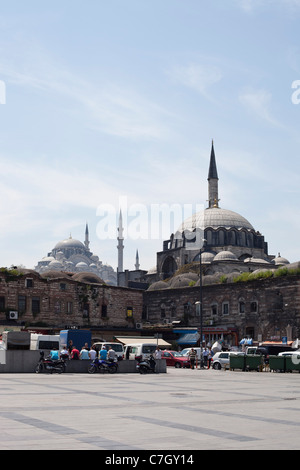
[60,329,92,351]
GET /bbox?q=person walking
[188,348,197,369]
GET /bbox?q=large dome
[178,207,254,232]
[54,237,85,250]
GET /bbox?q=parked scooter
[35,351,66,374]
[136,355,156,374]
[88,357,118,374]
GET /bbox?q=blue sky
[0,0,299,272]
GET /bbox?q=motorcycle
[136,355,156,374]
[88,357,118,374]
[35,351,66,374]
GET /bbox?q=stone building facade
[143,269,300,346]
[0,268,143,339]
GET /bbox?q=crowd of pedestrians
[50,341,116,361]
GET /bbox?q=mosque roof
[179,207,254,232]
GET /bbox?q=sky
[0,0,299,272]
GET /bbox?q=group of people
[49,342,117,362]
[187,347,213,369]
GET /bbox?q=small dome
[76,262,88,267]
[72,272,104,284]
[201,252,215,263]
[147,281,169,291]
[273,253,290,266]
[41,256,55,262]
[214,250,238,261]
[169,275,194,288]
[49,260,63,267]
[246,258,271,264]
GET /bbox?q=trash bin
[269,355,286,372]
[245,354,263,371]
[229,354,246,370]
[286,355,300,372]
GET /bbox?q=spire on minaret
[208,140,220,208]
[84,222,90,250]
[135,249,140,271]
[117,210,124,274]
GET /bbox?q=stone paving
[0,368,299,451]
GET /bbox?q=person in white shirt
[154,347,162,359]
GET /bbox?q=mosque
[118,141,290,287]
[35,223,117,285]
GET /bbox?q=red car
[161,350,190,368]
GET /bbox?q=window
[126,307,133,318]
[170,303,176,318]
[239,301,245,314]
[250,301,258,313]
[211,304,218,316]
[32,297,40,315]
[83,304,89,318]
[0,296,5,311]
[160,303,166,319]
[101,304,107,318]
[222,302,229,315]
[66,302,73,314]
[18,295,26,313]
[60,283,66,291]
[54,301,61,314]
[25,278,33,288]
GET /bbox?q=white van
[30,334,60,351]
[123,343,158,361]
[92,342,124,360]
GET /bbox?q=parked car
[278,350,300,356]
[161,350,190,368]
[211,351,230,370]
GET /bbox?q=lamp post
[196,238,206,369]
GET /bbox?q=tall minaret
[117,210,124,274]
[84,222,90,250]
[208,140,219,208]
[135,249,140,271]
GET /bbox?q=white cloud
[166,63,222,100]
[238,88,282,126]
[0,48,172,141]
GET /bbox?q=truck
[60,329,92,351]
[2,331,31,350]
[30,334,60,351]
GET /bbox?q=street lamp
[196,238,207,369]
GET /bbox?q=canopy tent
[115,336,171,348]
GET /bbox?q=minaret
[117,210,124,273]
[84,222,90,250]
[135,249,140,270]
[208,140,219,208]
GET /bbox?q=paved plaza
[0,368,299,451]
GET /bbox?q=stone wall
[143,275,300,343]
[0,270,143,331]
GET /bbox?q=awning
[115,336,171,347]
[177,332,200,345]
